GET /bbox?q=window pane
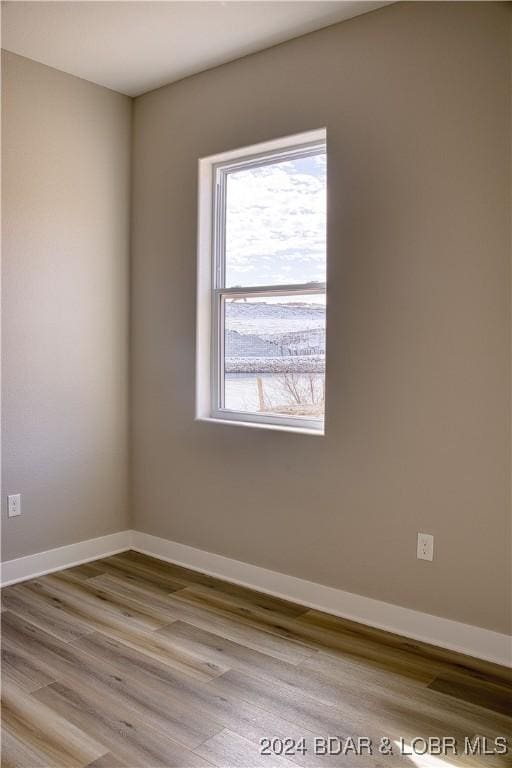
[223,294,325,421]
[225,152,326,288]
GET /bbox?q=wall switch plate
[417,532,434,561]
[7,494,21,518]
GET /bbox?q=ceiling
[1,1,391,97]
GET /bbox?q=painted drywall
[131,2,512,634]
[1,51,131,560]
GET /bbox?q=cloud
[225,153,326,287]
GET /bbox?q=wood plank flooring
[1,550,511,767]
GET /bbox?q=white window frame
[196,128,327,435]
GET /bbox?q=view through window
[210,134,327,431]
[224,294,326,420]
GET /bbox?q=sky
[225,152,326,288]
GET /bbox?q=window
[196,129,327,434]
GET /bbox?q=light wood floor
[1,550,511,768]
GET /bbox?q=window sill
[196,416,324,436]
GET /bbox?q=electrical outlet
[417,532,434,561]
[7,494,21,518]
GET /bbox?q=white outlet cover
[7,494,21,518]
[417,532,434,561]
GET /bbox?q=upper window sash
[212,139,326,292]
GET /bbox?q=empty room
[1,1,511,766]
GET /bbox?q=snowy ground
[226,299,325,337]
[225,372,324,415]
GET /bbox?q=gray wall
[1,51,131,559]
[131,2,511,634]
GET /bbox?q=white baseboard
[132,531,512,668]
[0,530,134,586]
[2,528,510,667]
